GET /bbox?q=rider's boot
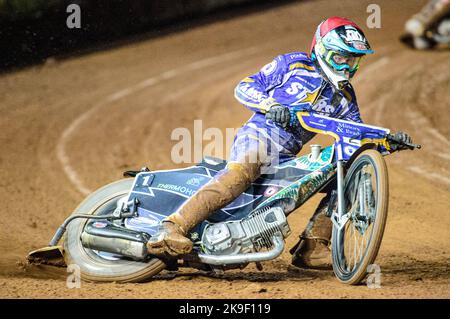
[146,161,262,257]
[405,0,450,37]
[290,194,333,269]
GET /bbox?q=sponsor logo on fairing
[186,177,203,187]
[156,183,196,196]
[344,145,357,156]
[336,122,362,136]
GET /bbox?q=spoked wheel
[64,179,166,283]
[331,149,389,285]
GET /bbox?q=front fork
[331,160,349,231]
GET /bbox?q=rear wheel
[63,179,166,283]
[331,150,389,285]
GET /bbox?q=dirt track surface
[1,0,449,298]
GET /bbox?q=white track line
[57,46,260,195]
[437,153,450,161]
[56,100,110,195]
[427,127,450,148]
[408,165,450,186]
[106,47,260,104]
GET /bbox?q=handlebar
[387,134,421,150]
[282,109,422,151]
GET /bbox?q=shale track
[0,0,449,298]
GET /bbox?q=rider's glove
[390,131,413,151]
[265,103,291,128]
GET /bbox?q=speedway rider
[147,17,413,269]
[404,0,450,49]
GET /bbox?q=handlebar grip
[403,142,421,150]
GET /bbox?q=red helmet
[310,17,373,89]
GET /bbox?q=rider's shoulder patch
[261,59,278,76]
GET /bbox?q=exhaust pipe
[81,222,285,265]
[81,233,149,260]
[81,222,150,260]
[197,234,284,266]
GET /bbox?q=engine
[201,206,291,256]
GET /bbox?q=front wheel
[331,149,389,285]
[63,179,166,283]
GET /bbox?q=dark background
[0,0,296,71]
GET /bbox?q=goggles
[325,50,363,73]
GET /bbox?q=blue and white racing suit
[230,51,363,167]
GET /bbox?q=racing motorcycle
[28,110,420,285]
[401,14,450,49]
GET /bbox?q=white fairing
[315,47,350,90]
